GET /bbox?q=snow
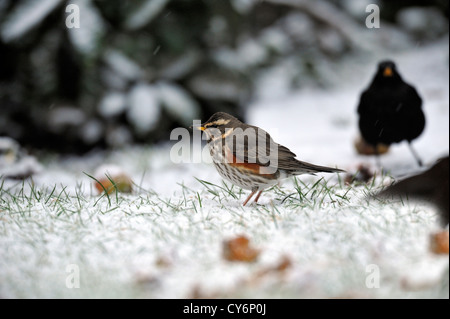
[396,7,448,38]
[1,0,63,42]
[98,92,127,118]
[213,37,269,71]
[67,0,106,55]
[0,137,43,178]
[80,119,103,144]
[260,27,293,54]
[341,0,380,20]
[0,38,448,299]
[104,125,133,148]
[282,12,316,44]
[104,49,144,81]
[158,49,202,80]
[124,0,170,30]
[48,106,86,128]
[127,82,161,135]
[230,0,257,14]
[157,82,200,127]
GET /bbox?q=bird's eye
[210,124,218,129]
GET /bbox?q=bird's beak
[383,67,393,77]
[189,125,206,131]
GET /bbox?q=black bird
[357,60,425,166]
[377,156,449,227]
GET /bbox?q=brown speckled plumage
[197,112,345,206]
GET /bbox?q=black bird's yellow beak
[383,66,393,77]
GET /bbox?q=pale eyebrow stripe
[205,119,231,127]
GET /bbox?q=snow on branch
[265,0,375,51]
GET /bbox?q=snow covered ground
[0,37,448,299]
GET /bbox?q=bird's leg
[243,189,257,206]
[407,142,423,167]
[374,147,382,171]
[254,190,263,203]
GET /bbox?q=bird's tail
[292,160,345,175]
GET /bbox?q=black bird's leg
[374,147,382,170]
[407,141,423,167]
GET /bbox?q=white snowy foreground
[0,38,448,298]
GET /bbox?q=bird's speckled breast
[207,139,278,191]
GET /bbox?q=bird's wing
[225,125,276,167]
[224,125,344,174]
[403,84,423,110]
[357,89,374,114]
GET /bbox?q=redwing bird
[357,60,425,166]
[195,112,345,206]
[377,156,449,227]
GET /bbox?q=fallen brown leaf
[430,230,449,255]
[223,235,260,262]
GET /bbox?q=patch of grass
[0,168,445,299]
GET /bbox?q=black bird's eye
[210,124,218,129]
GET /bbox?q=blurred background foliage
[0,0,448,153]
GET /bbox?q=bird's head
[194,112,241,141]
[377,60,400,79]
[369,60,403,88]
